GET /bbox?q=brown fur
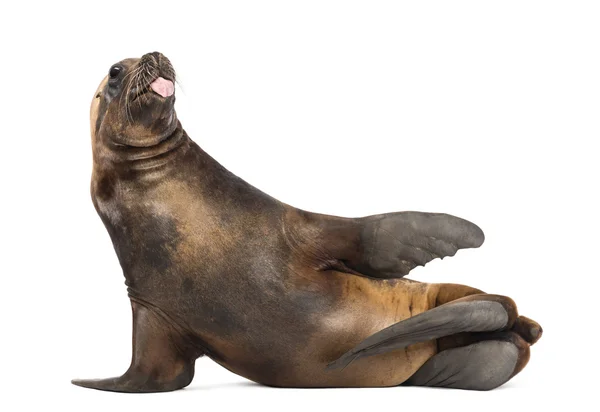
[73,53,541,392]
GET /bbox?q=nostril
[140,52,160,64]
[139,52,174,81]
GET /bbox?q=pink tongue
[150,77,175,98]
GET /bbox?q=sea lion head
[90,52,177,147]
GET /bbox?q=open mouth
[131,77,175,102]
[149,77,175,98]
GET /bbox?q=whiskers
[174,75,185,96]
[120,64,144,124]
[119,57,177,124]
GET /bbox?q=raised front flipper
[326,294,517,371]
[289,210,485,279]
[349,212,485,278]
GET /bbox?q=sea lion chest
[92,169,333,361]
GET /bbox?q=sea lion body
[93,130,444,386]
[74,53,541,392]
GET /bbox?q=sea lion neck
[108,110,181,148]
[93,120,189,174]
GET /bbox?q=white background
[1,1,598,410]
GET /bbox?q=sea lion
[73,52,542,392]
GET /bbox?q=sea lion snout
[137,52,176,98]
[139,52,176,81]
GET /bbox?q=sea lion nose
[141,52,173,75]
[151,51,162,63]
[139,51,165,63]
[141,52,160,63]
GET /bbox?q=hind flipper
[404,332,530,391]
[326,294,517,370]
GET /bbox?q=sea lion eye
[109,66,122,79]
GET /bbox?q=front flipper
[292,210,485,279]
[72,301,199,393]
[326,294,517,370]
[350,212,485,278]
